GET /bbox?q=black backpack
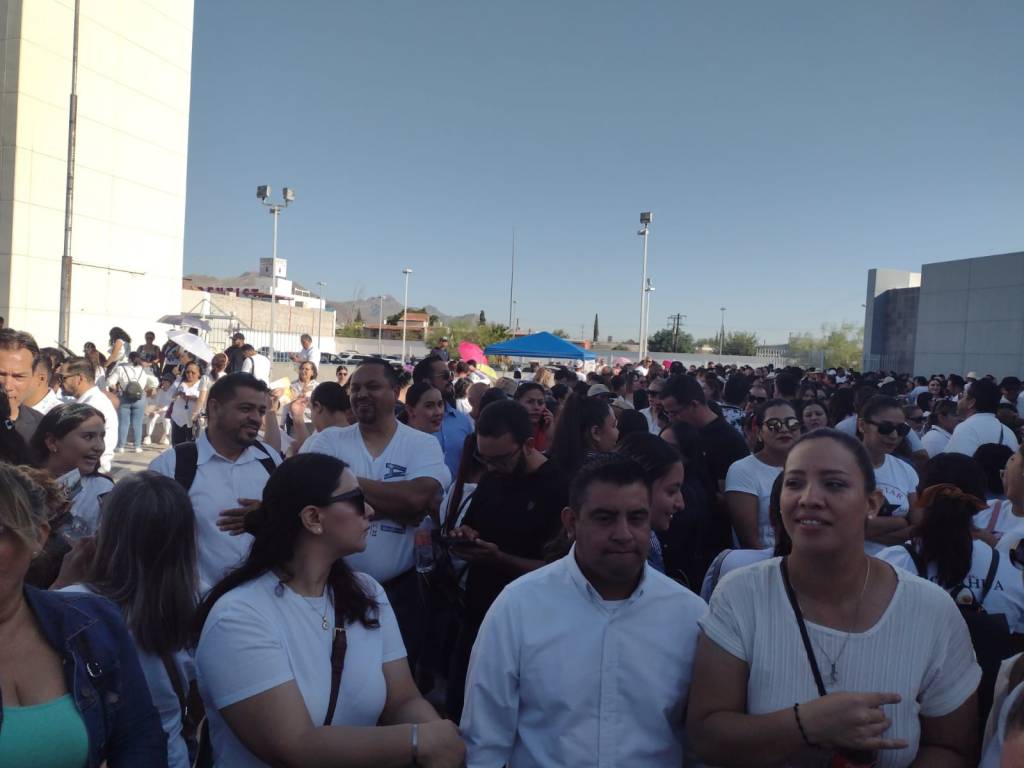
[172,441,279,491]
[903,543,1014,731]
[120,366,144,403]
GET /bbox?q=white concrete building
[0,0,194,348]
[186,257,327,310]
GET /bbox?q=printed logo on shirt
[383,462,407,480]
[379,523,405,534]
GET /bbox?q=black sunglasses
[749,395,767,404]
[865,420,911,437]
[763,417,801,433]
[325,488,366,517]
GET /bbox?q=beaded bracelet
[793,702,818,748]
[411,722,419,766]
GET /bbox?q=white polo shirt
[149,432,283,587]
[295,345,321,364]
[462,548,706,768]
[77,386,119,473]
[300,422,450,583]
[944,412,1019,457]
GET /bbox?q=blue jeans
[116,398,146,448]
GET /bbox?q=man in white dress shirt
[59,356,118,473]
[240,344,272,385]
[289,333,321,366]
[945,378,1019,457]
[461,455,707,768]
[300,358,450,668]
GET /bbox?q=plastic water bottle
[415,517,435,574]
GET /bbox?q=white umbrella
[167,329,215,362]
[157,314,213,332]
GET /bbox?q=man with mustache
[150,373,282,586]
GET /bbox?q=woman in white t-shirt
[194,453,465,768]
[858,395,918,555]
[921,400,960,457]
[687,428,979,768]
[168,362,205,446]
[725,399,800,549]
[53,472,199,768]
[29,403,113,537]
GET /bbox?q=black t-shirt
[698,415,750,483]
[14,405,41,445]
[225,346,248,374]
[463,459,569,622]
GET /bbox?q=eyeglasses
[325,488,366,517]
[474,446,522,469]
[748,395,767,404]
[763,417,801,433]
[907,416,926,424]
[865,420,911,437]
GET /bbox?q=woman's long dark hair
[85,472,198,655]
[194,454,378,645]
[915,453,986,588]
[548,394,612,475]
[29,403,104,468]
[617,431,682,486]
[444,431,484,535]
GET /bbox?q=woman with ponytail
[547,394,618,475]
[193,453,465,768]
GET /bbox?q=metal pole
[269,207,279,360]
[317,281,325,348]
[638,225,648,361]
[719,307,726,356]
[377,295,384,356]
[401,268,412,362]
[508,230,515,328]
[58,0,82,348]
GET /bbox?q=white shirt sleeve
[148,447,177,478]
[917,596,983,717]
[697,569,754,662]
[724,457,758,496]
[197,601,295,710]
[461,591,522,767]
[404,432,452,491]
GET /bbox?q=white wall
[0,0,193,348]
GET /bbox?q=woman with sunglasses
[799,399,829,433]
[725,399,801,549]
[858,395,918,555]
[194,453,465,768]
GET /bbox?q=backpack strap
[902,543,927,577]
[979,547,1001,604]
[323,590,347,726]
[251,440,281,477]
[173,442,200,492]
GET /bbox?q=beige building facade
[0,0,194,348]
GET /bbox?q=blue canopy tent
[484,331,596,361]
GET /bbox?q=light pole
[256,185,295,361]
[719,307,726,356]
[637,212,652,361]
[317,281,326,349]
[377,295,385,357]
[401,268,413,362]
[642,277,655,359]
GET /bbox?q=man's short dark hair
[569,454,648,513]
[300,333,312,343]
[1000,376,1021,391]
[208,373,269,406]
[476,399,532,445]
[948,374,965,389]
[774,371,799,398]
[723,374,751,406]
[969,378,1001,414]
[661,374,705,406]
[311,381,350,413]
[357,357,400,388]
[240,344,255,354]
[232,332,245,341]
[455,361,469,375]
[412,355,443,385]
[0,328,40,368]
[62,356,96,383]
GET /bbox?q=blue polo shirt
[436,401,474,478]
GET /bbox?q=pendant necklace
[809,559,871,686]
[300,591,331,631]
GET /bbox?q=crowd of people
[6,321,1024,766]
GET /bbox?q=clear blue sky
[184,0,1024,344]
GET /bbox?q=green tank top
[0,694,89,767]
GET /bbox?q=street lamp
[256,184,295,361]
[719,307,726,356]
[377,295,385,357]
[401,267,413,362]
[317,281,326,349]
[637,212,652,361]
[643,277,655,359]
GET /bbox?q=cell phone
[441,535,478,547]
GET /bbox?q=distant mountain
[325,296,477,327]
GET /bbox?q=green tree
[425,322,512,354]
[788,322,863,369]
[592,314,599,343]
[478,310,486,326]
[648,328,695,353]
[722,331,759,356]
[551,328,569,338]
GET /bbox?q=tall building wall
[0,0,193,348]
[913,251,1024,379]
[862,268,920,371]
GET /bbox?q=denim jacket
[0,586,168,767]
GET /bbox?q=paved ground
[108,441,168,479]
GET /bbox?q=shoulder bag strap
[173,442,200,491]
[323,590,348,726]
[779,558,828,697]
[980,548,1001,604]
[902,543,926,577]
[160,653,189,725]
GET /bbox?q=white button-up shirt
[296,345,321,364]
[460,547,706,768]
[77,386,118,473]
[149,432,283,587]
[944,412,1019,457]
